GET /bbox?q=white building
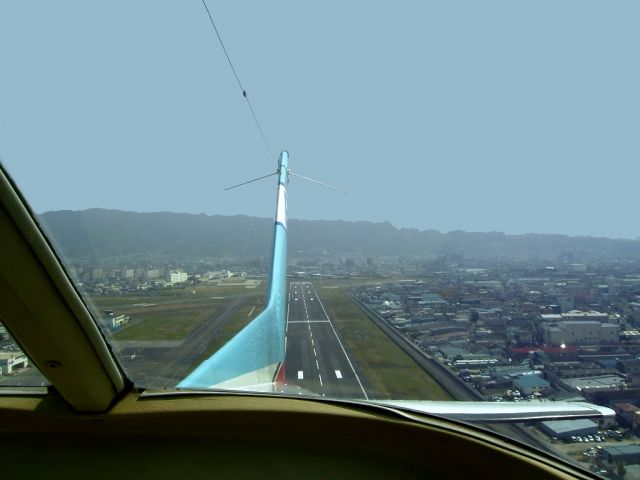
[561,310,609,322]
[560,375,626,392]
[542,320,620,345]
[0,352,29,375]
[170,271,188,284]
[111,315,128,329]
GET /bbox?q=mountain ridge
[38,208,640,262]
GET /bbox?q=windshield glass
[0,320,48,388]
[1,1,639,476]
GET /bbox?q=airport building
[0,352,29,375]
[110,314,128,330]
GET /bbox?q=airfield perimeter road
[118,297,249,388]
[284,281,369,399]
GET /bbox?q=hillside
[38,209,640,262]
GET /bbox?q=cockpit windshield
[1,1,639,476]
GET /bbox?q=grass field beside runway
[89,280,265,342]
[112,306,218,341]
[317,287,451,400]
[199,302,265,360]
[91,280,265,309]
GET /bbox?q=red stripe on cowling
[275,362,286,388]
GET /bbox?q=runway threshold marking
[309,282,370,400]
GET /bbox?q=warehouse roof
[539,419,598,435]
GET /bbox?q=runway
[284,281,368,399]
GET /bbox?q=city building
[613,403,640,427]
[538,419,598,440]
[561,310,608,322]
[513,375,550,395]
[622,465,640,480]
[560,375,626,392]
[541,321,620,345]
[170,271,188,284]
[603,445,640,465]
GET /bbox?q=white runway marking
[247,305,256,317]
[287,281,365,397]
[310,282,369,400]
[286,291,290,333]
[286,320,330,324]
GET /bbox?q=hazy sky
[1,1,639,238]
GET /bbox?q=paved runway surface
[284,281,368,399]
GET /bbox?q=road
[284,281,368,399]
